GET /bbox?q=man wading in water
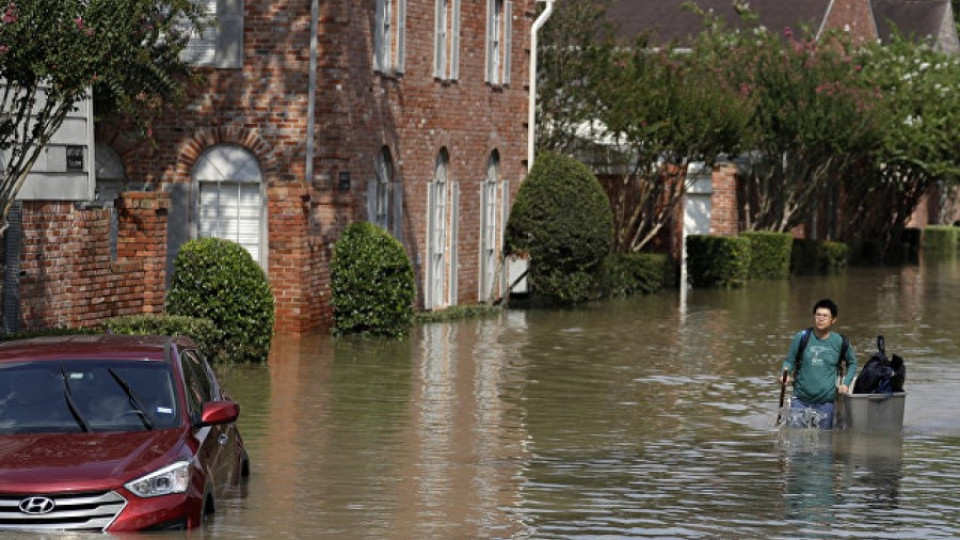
[779,299,857,429]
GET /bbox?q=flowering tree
[0,0,208,232]
[839,37,960,257]
[537,2,750,253]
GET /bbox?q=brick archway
[176,127,280,183]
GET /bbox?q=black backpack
[853,335,906,394]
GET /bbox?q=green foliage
[505,151,613,303]
[791,239,849,274]
[538,4,751,253]
[741,231,792,280]
[166,238,275,363]
[600,252,675,297]
[330,221,415,337]
[414,304,502,324]
[922,225,959,254]
[0,0,208,226]
[686,235,750,288]
[104,314,217,359]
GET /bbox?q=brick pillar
[116,191,170,314]
[710,163,739,236]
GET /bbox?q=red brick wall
[710,163,739,236]
[25,0,533,334]
[13,192,168,331]
[822,0,878,44]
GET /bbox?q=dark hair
[812,298,838,317]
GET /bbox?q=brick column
[710,163,739,236]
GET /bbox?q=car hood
[0,429,188,492]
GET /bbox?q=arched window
[480,151,501,301]
[192,144,266,266]
[369,146,403,240]
[427,149,456,309]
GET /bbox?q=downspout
[527,0,555,169]
[305,0,319,184]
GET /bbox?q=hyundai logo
[19,496,56,515]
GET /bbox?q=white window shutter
[396,0,407,73]
[216,0,244,69]
[451,0,461,80]
[392,181,403,243]
[425,182,436,308]
[374,0,385,71]
[503,1,512,85]
[434,0,445,78]
[485,0,494,83]
[366,178,378,223]
[449,182,460,306]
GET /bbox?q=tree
[0,0,208,233]
[537,1,750,253]
[839,36,960,259]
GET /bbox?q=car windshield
[0,359,180,434]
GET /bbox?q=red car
[0,334,249,532]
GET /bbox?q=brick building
[2,0,537,335]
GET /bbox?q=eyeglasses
[813,313,833,320]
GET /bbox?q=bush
[686,235,750,288]
[504,151,614,303]
[331,221,415,337]
[104,315,217,358]
[166,238,275,363]
[741,231,792,280]
[793,239,850,274]
[601,253,675,297]
[923,225,958,255]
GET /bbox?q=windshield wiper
[107,368,156,430]
[59,365,90,432]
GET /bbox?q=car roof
[0,334,193,364]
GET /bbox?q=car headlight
[125,461,191,498]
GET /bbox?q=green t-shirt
[781,330,857,404]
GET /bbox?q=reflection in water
[59,258,960,540]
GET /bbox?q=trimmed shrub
[601,253,675,297]
[923,225,958,255]
[166,238,275,363]
[741,231,792,280]
[686,234,750,288]
[331,221,415,337]
[504,151,614,303]
[104,315,217,358]
[414,304,502,324]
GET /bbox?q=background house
[2,0,535,335]
[601,0,960,252]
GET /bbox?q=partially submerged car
[0,334,249,532]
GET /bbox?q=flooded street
[216,258,960,539]
[13,259,960,539]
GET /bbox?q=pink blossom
[2,2,16,24]
[0,45,8,54]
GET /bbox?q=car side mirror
[199,400,240,426]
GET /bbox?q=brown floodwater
[14,258,960,539]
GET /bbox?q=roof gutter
[527,0,556,170]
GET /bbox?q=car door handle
[218,434,229,446]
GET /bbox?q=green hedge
[104,315,217,359]
[166,238,275,363]
[686,235,750,288]
[791,239,850,274]
[741,231,792,280]
[923,225,958,254]
[331,221,415,337]
[504,151,613,304]
[601,253,674,297]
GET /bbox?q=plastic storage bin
[838,392,905,432]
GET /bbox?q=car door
[180,350,238,498]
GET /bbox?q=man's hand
[837,383,849,394]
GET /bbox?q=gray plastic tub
[838,392,905,432]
